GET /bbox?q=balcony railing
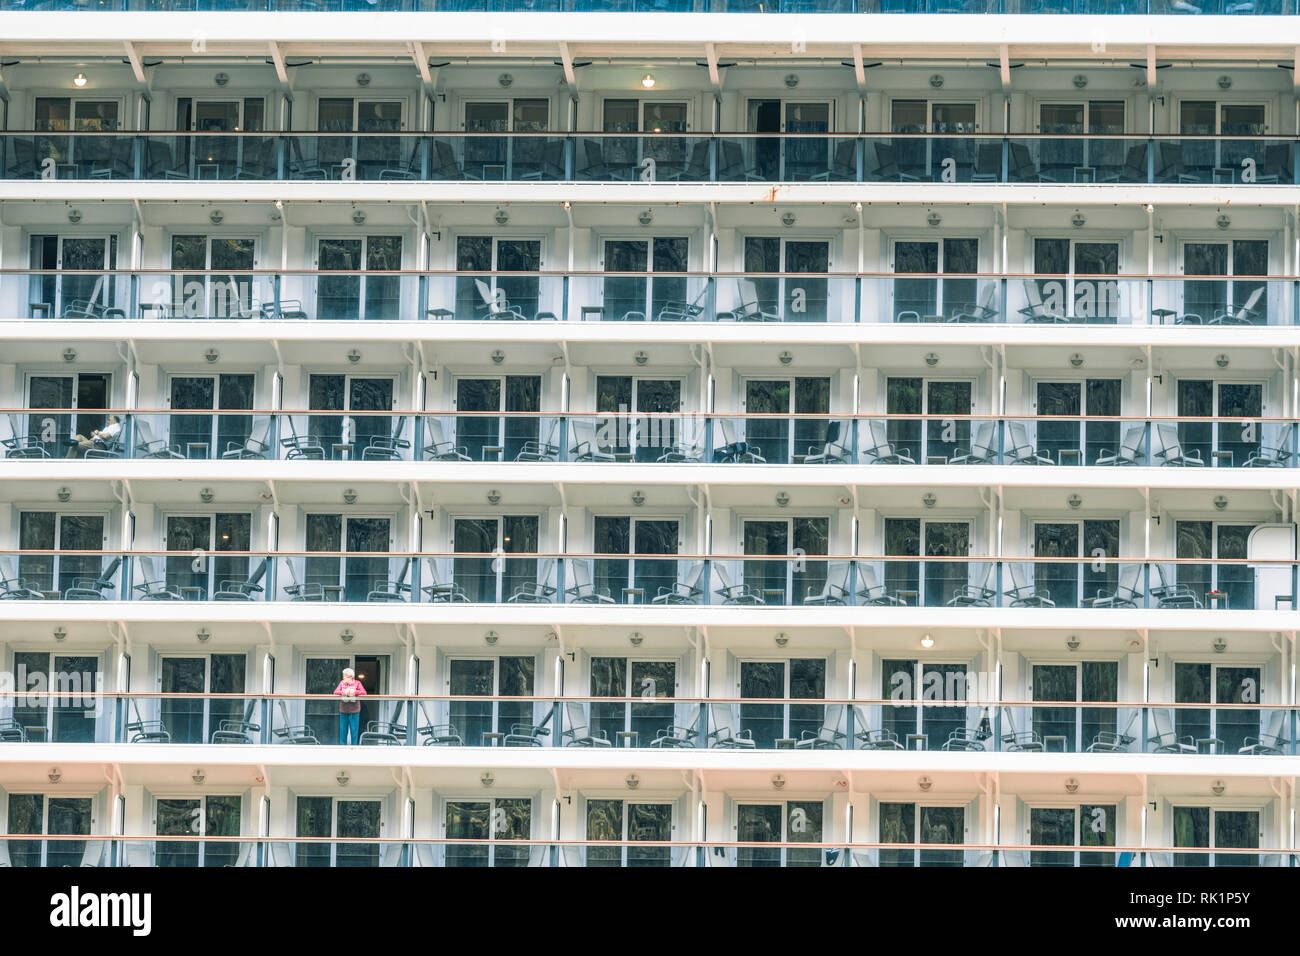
[7,410,1299,469]
[2,132,1297,185]
[6,270,1297,326]
[4,691,1298,757]
[1,552,1296,610]
[0,833,1284,869]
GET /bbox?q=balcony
[6,411,1298,468]
[2,133,1296,186]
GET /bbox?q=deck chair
[712,564,764,605]
[809,140,858,182]
[429,138,481,180]
[802,419,852,464]
[417,709,463,748]
[518,138,567,181]
[949,282,999,322]
[1243,425,1293,468]
[655,286,709,322]
[564,561,615,604]
[422,558,469,603]
[213,558,268,601]
[713,419,766,463]
[0,719,28,742]
[360,700,408,745]
[133,419,185,459]
[62,555,122,600]
[1100,143,1148,183]
[83,429,125,459]
[1096,425,1146,466]
[1152,423,1204,466]
[648,710,699,749]
[861,419,915,465]
[578,138,623,180]
[1148,708,1196,754]
[378,141,422,180]
[730,277,780,322]
[1084,564,1143,609]
[1017,278,1069,324]
[503,708,552,747]
[281,560,324,601]
[366,557,411,603]
[794,704,847,749]
[1004,563,1054,607]
[1255,143,1294,185]
[568,418,616,462]
[857,564,905,606]
[473,278,529,320]
[77,840,106,867]
[1086,712,1139,753]
[706,703,755,749]
[133,556,183,601]
[968,142,1002,182]
[273,700,319,744]
[126,699,170,743]
[949,421,997,465]
[1210,285,1265,326]
[1239,710,1289,755]
[210,699,261,744]
[1008,143,1040,182]
[1006,421,1054,465]
[360,417,410,461]
[655,423,707,463]
[1156,142,1200,184]
[1149,564,1202,609]
[664,140,710,182]
[853,707,904,751]
[122,842,153,867]
[652,561,706,605]
[220,416,272,459]
[716,140,766,181]
[2,414,51,459]
[423,418,472,462]
[940,725,988,752]
[1000,708,1044,752]
[514,419,560,462]
[280,417,325,459]
[946,562,995,607]
[870,142,921,182]
[562,701,611,747]
[803,560,851,606]
[145,140,191,179]
[507,557,556,603]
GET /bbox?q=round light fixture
[641,73,656,89]
[73,73,88,88]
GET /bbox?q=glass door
[315,236,402,319]
[27,235,119,319]
[453,376,541,462]
[738,658,826,749]
[744,377,830,464]
[1031,662,1118,752]
[304,514,392,602]
[1034,379,1121,465]
[1030,805,1117,866]
[1032,238,1121,324]
[17,511,105,598]
[603,99,688,177]
[880,659,970,750]
[175,97,264,176]
[317,98,403,178]
[34,97,120,178]
[168,374,254,459]
[1176,381,1263,467]
[296,797,382,866]
[891,238,978,323]
[585,801,673,867]
[11,653,99,743]
[879,803,965,866]
[169,234,257,319]
[307,374,394,460]
[455,236,543,320]
[1032,519,1118,609]
[592,517,679,605]
[164,514,251,601]
[302,655,384,745]
[1179,101,1266,182]
[1173,807,1259,867]
[1037,101,1125,180]
[159,654,247,745]
[1182,240,1268,326]
[886,377,973,463]
[464,99,548,179]
[444,798,532,866]
[5,795,92,867]
[589,657,677,744]
[742,237,830,322]
[447,657,535,747]
[742,517,828,606]
[451,516,539,603]
[736,802,823,867]
[884,518,970,608]
[747,99,831,181]
[601,238,689,322]
[890,100,977,180]
[1173,662,1262,753]
[595,376,681,460]
[155,795,242,867]
[26,372,110,456]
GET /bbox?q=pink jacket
[333,678,367,714]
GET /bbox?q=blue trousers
[339,711,360,745]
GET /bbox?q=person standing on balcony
[334,667,367,745]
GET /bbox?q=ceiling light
[631,490,646,507]
[53,627,67,643]
[494,208,509,226]
[922,493,937,509]
[1211,780,1225,796]
[779,351,794,366]
[1216,214,1231,230]
[340,629,354,644]
[485,631,499,645]
[347,348,362,364]
[197,628,211,643]
[629,633,643,647]
[351,209,366,226]
[205,348,220,364]
[498,73,513,87]
[774,633,789,647]
[57,487,71,502]
[192,769,206,785]
[1217,75,1232,90]
[641,73,656,89]
[771,774,785,790]
[1073,74,1088,88]
[839,495,853,506]
[1069,353,1084,368]
[73,73,88,88]
[780,211,796,227]
[491,350,505,365]
[48,768,62,784]
[918,776,932,792]
[924,352,939,367]
[638,209,653,226]
[1065,778,1079,793]
[929,74,944,88]
[336,770,350,787]
[926,210,942,228]
[342,488,357,504]
[487,489,501,505]
[1215,354,1229,369]
[209,209,224,226]
[625,773,641,790]
[67,208,81,224]
[1071,211,1086,229]
[63,348,77,363]
[200,487,215,503]
[775,491,790,508]
[784,73,799,88]
[1066,635,1081,651]
[1067,494,1082,509]
[920,633,935,649]
[634,351,648,366]
[1212,637,1227,654]
[1212,495,1230,513]
[481,772,495,787]
[356,72,371,87]
[214,72,229,86]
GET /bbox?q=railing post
[1147,137,1155,184]
[277,135,287,180]
[1000,137,1009,183]
[273,273,283,316]
[552,697,561,749]
[999,274,1008,324]
[996,418,1005,466]
[261,696,271,745]
[564,135,575,180]
[407,698,417,746]
[854,275,862,324]
[558,415,569,463]
[994,559,1002,609]
[561,273,570,324]
[556,554,567,604]
[702,558,711,606]
[133,134,144,179]
[420,135,430,180]
[706,274,717,324]
[697,700,707,749]
[854,135,864,182]
[114,693,124,744]
[1141,705,1149,756]
[845,699,855,751]
[708,136,718,182]
[847,559,858,607]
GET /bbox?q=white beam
[122,40,150,90]
[409,40,433,91]
[852,43,866,91]
[705,41,721,90]
[268,40,290,88]
[1146,44,1157,89]
[999,42,1010,89]
[557,40,576,90]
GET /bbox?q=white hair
[342,667,355,678]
